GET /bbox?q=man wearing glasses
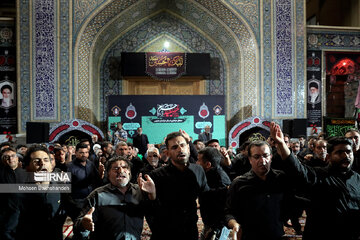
[225,140,292,240]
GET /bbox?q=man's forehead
[208,142,219,146]
[251,145,270,153]
[77,148,88,152]
[333,143,352,151]
[168,136,187,145]
[30,150,49,158]
[112,160,128,167]
[3,150,16,155]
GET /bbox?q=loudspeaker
[283,119,307,137]
[26,122,50,144]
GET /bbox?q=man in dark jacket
[197,147,231,240]
[271,122,360,240]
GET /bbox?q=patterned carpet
[63,210,306,240]
[140,210,306,240]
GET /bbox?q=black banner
[146,52,186,80]
[0,19,16,134]
[307,50,322,136]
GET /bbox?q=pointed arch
[73,0,258,125]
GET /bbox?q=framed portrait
[308,78,321,105]
[0,79,16,109]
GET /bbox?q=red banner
[146,52,186,80]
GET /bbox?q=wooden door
[123,77,205,95]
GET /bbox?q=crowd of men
[1,123,360,240]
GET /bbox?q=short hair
[146,147,159,157]
[23,144,50,167]
[327,137,353,154]
[283,133,290,139]
[165,132,188,148]
[314,139,327,147]
[127,142,133,148]
[307,136,318,141]
[76,142,89,151]
[16,144,27,150]
[1,84,12,93]
[205,139,219,147]
[291,139,300,144]
[53,147,64,154]
[193,139,203,145]
[115,141,128,148]
[247,141,272,157]
[0,142,12,149]
[239,141,251,151]
[79,139,90,144]
[159,144,167,153]
[106,156,131,172]
[198,147,222,168]
[101,141,111,150]
[1,146,16,156]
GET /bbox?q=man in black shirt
[133,127,149,157]
[74,157,155,240]
[197,147,231,240]
[225,140,291,240]
[0,147,25,240]
[149,131,209,240]
[271,122,360,240]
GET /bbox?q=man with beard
[115,141,144,183]
[74,157,156,240]
[344,128,360,173]
[148,131,209,240]
[0,147,25,240]
[290,140,301,156]
[100,141,114,161]
[133,127,149,157]
[308,82,320,104]
[225,140,293,240]
[303,139,328,167]
[271,122,360,240]
[66,143,105,221]
[16,145,67,240]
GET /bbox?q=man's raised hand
[137,173,156,200]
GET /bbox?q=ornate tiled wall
[18,0,306,133]
[33,0,56,120]
[19,0,71,132]
[273,0,305,118]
